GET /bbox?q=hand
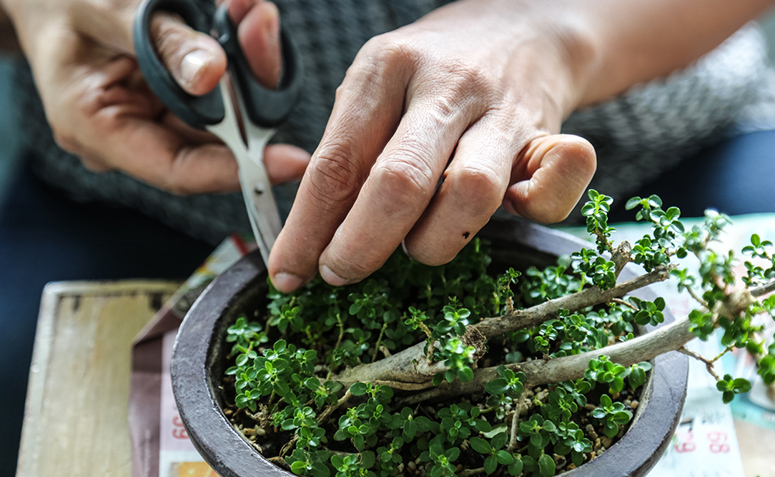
[2,0,309,193]
[268,0,598,292]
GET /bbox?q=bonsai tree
[221,191,775,477]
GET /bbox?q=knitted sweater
[16,0,773,244]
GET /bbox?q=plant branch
[677,346,720,380]
[402,316,696,404]
[403,288,754,404]
[686,287,708,308]
[473,264,675,339]
[751,280,775,297]
[459,468,485,477]
[317,389,352,425]
[333,265,675,387]
[610,298,637,311]
[611,241,633,278]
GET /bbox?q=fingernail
[320,265,351,287]
[271,272,304,293]
[179,49,212,88]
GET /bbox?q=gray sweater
[16,0,773,244]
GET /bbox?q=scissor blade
[237,158,283,265]
[207,80,283,265]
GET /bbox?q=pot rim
[172,219,688,477]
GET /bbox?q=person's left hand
[2,0,309,194]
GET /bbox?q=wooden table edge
[16,280,182,477]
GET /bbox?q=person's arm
[0,0,308,192]
[268,0,774,293]
[579,0,774,105]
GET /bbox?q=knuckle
[360,33,418,70]
[150,14,187,61]
[447,163,505,209]
[307,144,362,208]
[372,154,435,209]
[434,60,494,103]
[441,60,492,95]
[417,60,496,123]
[341,34,416,93]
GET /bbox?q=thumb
[150,12,227,95]
[504,134,597,223]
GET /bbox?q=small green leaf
[484,455,498,475]
[469,436,492,454]
[538,453,556,477]
[350,382,368,396]
[495,449,515,465]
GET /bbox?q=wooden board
[16,281,180,477]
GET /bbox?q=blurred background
[2,7,775,477]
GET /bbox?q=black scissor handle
[133,0,224,129]
[133,0,302,130]
[213,6,301,128]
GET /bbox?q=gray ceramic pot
[172,219,688,477]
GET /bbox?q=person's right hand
[1,0,309,193]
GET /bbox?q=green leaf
[446,447,460,461]
[629,367,646,388]
[485,378,509,395]
[361,450,376,468]
[469,436,492,454]
[538,454,556,477]
[404,420,418,440]
[722,390,735,404]
[508,458,524,476]
[290,460,307,474]
[311,462,330,477]
[473,418,493,433]
[491,432,508,450]
[484,455,498,475]
[625,196,642,210]
[350,382,368,396]
[733,378,752,393]
[458,366,474,382]
[495,450,515,465]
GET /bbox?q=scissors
[133,0,302,265]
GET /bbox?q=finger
[503,134,597,223]
[263,144,311,184]
[267,43,410,292]
[224,0,260,24]
[403,117,515,265]
[316,94,477,287]
[149,11,227,95]
[237,1,282,89]
[81,104,307,193]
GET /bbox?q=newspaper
[129,235,253,477]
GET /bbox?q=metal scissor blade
[207,80,282,265]
[237,158,283,265]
